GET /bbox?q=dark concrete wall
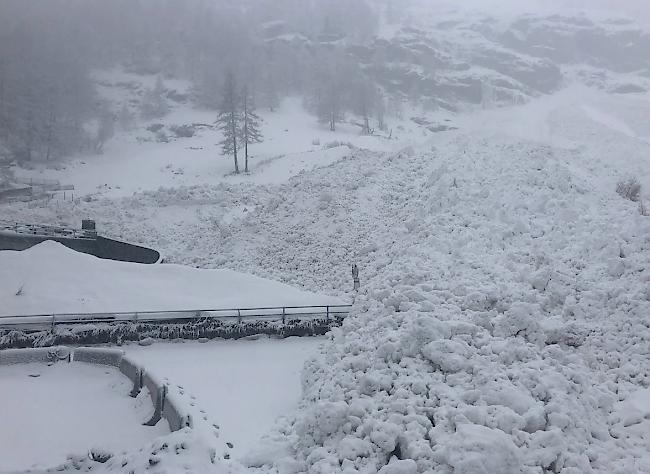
[95,237,160,264]
[0,232,160,264]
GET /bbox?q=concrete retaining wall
[73,347,124,367]
[143,370,166,425]
[0,346,70,365]
[73,348,188,431]
[163,391,191,431]
[0,231,97,254]
[0,345,190,434]
[0,233,160,264]
[119,355,144,397]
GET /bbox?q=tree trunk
[244,94,249,173]
[231,113,239,174]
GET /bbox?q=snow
[123,337,324,462]
[0,241,345,317]
[4,63,650,472]
[0,361,168,472]
[11,93,402,199]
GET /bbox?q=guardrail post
[237,309,242,324]
[326,306,330,321]
[282,307,286,325]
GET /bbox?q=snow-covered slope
[3,4,650,472]
[0,241,344,317]
[5,84,649,472]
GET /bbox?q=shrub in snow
[0,317,343,349]
[616,177,641,202]
[639,197,649,216]
[156,130,169,143]
[169,124,195,138]
[89,447,113,463]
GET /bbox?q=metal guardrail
[0,221,95,240]
[0,305,353,332]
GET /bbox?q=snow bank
[0,241,344,317]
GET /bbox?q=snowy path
[123,337,324,461]
[0,362,167,472]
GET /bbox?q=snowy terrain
[0,241,344,317]
[3,5,650,473]
[0,362,168,472]
[124,337,324,462]
[4,82,649,472]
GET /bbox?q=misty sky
[424,0,650,22]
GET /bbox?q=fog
[426,0,650,20]
[0,0,649,165]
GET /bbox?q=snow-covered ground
[0,241,344,317]
[3,74,650,472]
[0,361,168,472]
[124,337,324,462]
[12,69,417,199]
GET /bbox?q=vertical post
[51,315,56,332]
[237,309,242,324]
[282,307,286,325]
[326,306,330,321]
[134,312,138,323]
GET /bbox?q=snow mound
[0,241,344,317]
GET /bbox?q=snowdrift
[0,241,344,317]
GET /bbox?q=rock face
[265,7,650,110]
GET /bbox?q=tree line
[0,0,389,166]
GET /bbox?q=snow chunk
[377,458,418,474]
[437,424,523,474]
[421,339,471,373]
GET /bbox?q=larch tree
[241,85,263,173]
[217,72,241,174]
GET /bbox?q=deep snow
[3,79,650,472]
[123,337,324,462]
[0,241,344,317]
[0,362,168,472]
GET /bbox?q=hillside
[2,1,650,473]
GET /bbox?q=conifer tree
[217,72,241,174]
[241,86,263,173]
